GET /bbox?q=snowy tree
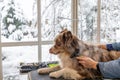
[84,6,97,41]
[1,0,27,40]
[100,0,120,43]
[78,0,97,42]
[41,0,71,41]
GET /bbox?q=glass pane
[101,0,120,43]
[42,44,58,62]
[41,0,71,41]
[2,46,38,80]
[78,0,97,42]
[0,0,37,42]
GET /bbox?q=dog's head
[49,29,81,57]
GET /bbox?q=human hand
[97,44,107,50]
[76,56,98,69]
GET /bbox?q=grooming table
[28,70,108,80]
[28,70,66,80]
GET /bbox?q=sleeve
[112,42,120,51]
[98,58,120,78]
[106,42,120,51]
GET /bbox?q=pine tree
[1,0,27,38]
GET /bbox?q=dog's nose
[49,48,53,53]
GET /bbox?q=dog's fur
[37,29,120,80]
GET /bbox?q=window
[78,0,98,42]
[41,0,72,41]
[101,0,120,43]
[40,0,72,62]
[1,0,37,42]
[0,0,38,80]
[2,46,38,80]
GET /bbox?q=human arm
[76,57,120,78]
[99,42,120,51]
[98,59,120,78]
[77,42,120,78]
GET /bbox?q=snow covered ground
[1,35,59,80]
[2,46,37,80]
[2,43,58,80]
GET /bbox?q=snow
[8,24,16,33]
[2,45,38,80]
[2,36,15,42]
[16,0,34,20]
[116,30,120,42]
[2,37,58,80]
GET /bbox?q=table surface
[28,70,67,80]
[28,70,119,80]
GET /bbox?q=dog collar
[70,49,80,58]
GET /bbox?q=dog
[37,29,120,80]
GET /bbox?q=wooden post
[37,0,42,62]
[0,10,3,80]
[97,0,101,43]
[71,0,78,35]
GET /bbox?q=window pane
[2,46,38,80]
[78,0,97,42]
[0,0,37,42]
[42,44,58,62]
[41,0,71,41]
[101,0,120,43]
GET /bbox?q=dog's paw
[37,68,50,74]
[71,74,83,80]
[63,73,82,80]
[49,72,61,78]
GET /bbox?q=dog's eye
[57,42,61,46]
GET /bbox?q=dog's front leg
[49,68,84,80]
[37,65,61,74]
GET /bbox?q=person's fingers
[76,56,85,59]
[98,44,107,49]
[79,61,86,67]
[79,61,85,64]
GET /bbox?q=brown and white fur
[37,29,120,80]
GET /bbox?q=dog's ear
[60,28,68,33]
[71,37,79,48]
[62,31,73,45]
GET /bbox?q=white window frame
[97,0,101,43]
